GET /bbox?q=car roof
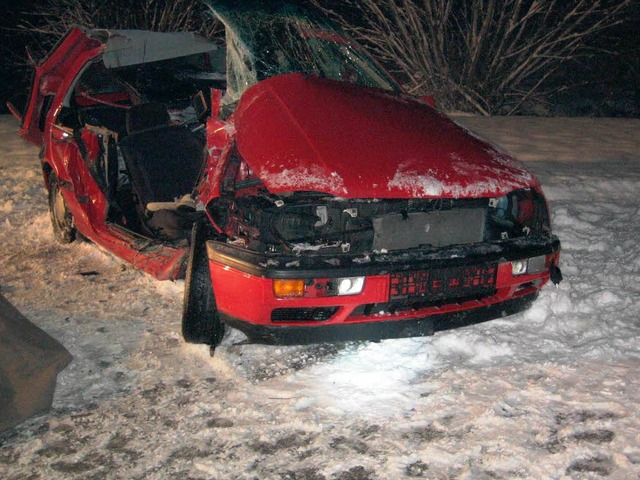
[87,29,220,68]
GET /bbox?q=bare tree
[314,0,634,115]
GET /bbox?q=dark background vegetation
[0,0,638,117]
[1,0,39,117]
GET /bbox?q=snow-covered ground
[1,113,639,479]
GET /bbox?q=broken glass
[204,0,400,104]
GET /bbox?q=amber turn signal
[273,279,305,298]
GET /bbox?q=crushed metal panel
[233,74,537,199]
[19,27,101,146]
[372,209,486,251]
[94,29,220,68]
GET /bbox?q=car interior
[55,47,227,241]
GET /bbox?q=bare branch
[313,0,634,115]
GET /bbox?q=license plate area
[372,208,486,251]
[390,264,497,302]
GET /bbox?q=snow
[387,162,508,198]
[1,113,640,479]
[388,149,536,198]
[259,164,349,196]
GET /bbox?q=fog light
[273,279,305,298]
[336,277,365,296]
[511,260,527,276]
[527,255,547,274]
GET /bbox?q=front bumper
[221,292,539,345]
[207,233,560,344]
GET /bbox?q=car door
[19,28,103,147]
[19,29,109,235]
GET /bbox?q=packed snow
[1,114,640,479]
[387,149,536,198]
[259,164,349,196]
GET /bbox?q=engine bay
[207,188,551,255]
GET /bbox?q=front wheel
[182,222,225,346]
[47,172,76,244]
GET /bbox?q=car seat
[118,103,205,238]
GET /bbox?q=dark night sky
[0,0,38,114]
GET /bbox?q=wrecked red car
[12,1,561,347]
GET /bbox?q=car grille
[389,264,497,301]
[349,263,497,318]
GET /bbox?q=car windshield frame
[204,0,402,104]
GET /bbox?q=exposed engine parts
[208,188,551,255]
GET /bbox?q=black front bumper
[208,233,560,279]
[221,291,538,345]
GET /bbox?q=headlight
[490,188,550,236]
[511,260,528,275]
[273,276,365,298]
[335,277,365,296]
[511,255,549,276]
[527,255,547,274]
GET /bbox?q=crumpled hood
[234,73,537,199]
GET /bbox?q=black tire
[182,221,225,346]
[47,172,76,244]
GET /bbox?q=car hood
[233,73,537,199]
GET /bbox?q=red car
[11,1,561,347]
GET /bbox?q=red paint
[208,258,551,327]
[20,28,103,146]
[234,74,537,199]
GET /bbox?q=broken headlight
[489,188,550,238]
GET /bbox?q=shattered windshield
[205,0,400,103]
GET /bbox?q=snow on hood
[233,73,537,199]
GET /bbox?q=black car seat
[118,103,205,239]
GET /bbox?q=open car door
[20,28,103,146]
